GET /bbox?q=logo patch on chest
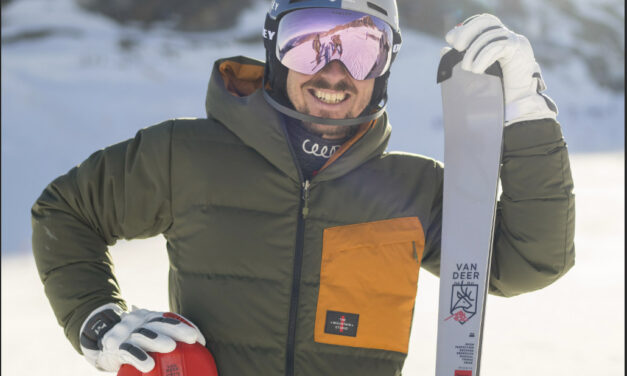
[324,311,359,337]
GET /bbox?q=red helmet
[117,342,218,376]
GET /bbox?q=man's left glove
[79,303,206,373]
[443,13,558,125]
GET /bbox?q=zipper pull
[302,180,311,218]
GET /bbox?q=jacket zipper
[280,116,315,376]
[285,179,310,376]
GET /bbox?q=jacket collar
[205,56,391,184]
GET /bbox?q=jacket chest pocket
[314,217,425,354]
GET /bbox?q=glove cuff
[505,93,558,126]
[79,303,125,345]
[79,303,126,370]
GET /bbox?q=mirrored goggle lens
[276,8,394,80]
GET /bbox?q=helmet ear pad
[264,42,292,111]
[368,71,390,111]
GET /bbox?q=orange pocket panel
[315,217,425,354]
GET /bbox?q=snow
[1,0,624,374]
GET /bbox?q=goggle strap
[263,14,278,51]
[390,30,402,64]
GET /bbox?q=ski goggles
[276,8,395,80]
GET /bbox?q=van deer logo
[445,282,478,325]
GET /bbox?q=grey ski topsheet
[434,49,504,376]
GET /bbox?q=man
[32,1,575,375]
[322,39,335,66]
[331,34,343,57]
[312,33,322,67]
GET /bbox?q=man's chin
[315,111,351,120]
[302,121,359,140]
[306,107,356,120]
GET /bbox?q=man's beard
[300,120,360,139]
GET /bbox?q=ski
[434,49,505,376]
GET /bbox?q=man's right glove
[79,303,206,373]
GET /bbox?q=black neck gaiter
[284,118,352,180]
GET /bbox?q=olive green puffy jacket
[32,56,575,376]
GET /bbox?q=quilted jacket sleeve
[31,121,174,353]
[421,118,575,297]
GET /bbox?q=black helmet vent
[366,2,388,16]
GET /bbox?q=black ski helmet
[262,0,402,126]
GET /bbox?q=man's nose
[318,60,352,81]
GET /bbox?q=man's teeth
[314,90,346,104]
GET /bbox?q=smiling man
[32,1,575,375]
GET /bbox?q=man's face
[286,60,375,139]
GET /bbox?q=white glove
[444,13,558,125]
[79,303,206,373]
